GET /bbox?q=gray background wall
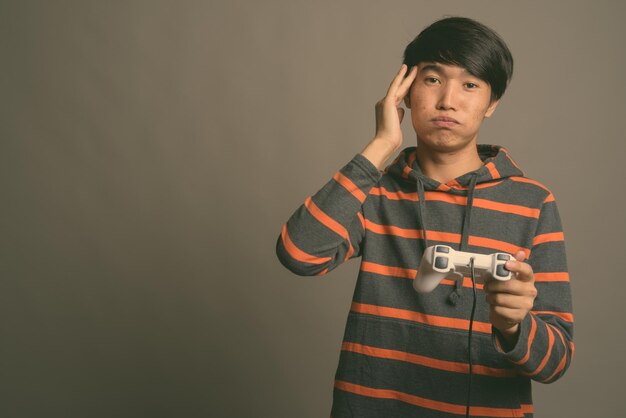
[1,1,624,417]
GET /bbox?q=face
[405,62,499,153]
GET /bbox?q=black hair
[403,17,513,101]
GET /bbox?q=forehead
[419,62,476,78]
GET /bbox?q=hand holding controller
[414,245,513,293]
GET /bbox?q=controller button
[436,246,450,254]
[496,264,509,277]
[435,256,448,269]
[497,254,510,261]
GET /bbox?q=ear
[484,98,500,118]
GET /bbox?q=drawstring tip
[447,277,464,305]
[447,289,461,306]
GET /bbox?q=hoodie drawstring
[460,173,478,252]
[416,178,429,251]
[448,173,479,305]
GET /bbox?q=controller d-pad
[496,264,509,277]
[435,256,448,269]
[436,246,450,254]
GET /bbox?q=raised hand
[375,64,418,149]
[361,64,418,170]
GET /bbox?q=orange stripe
[520,404,534,414]
[513,315,537,366]
[547,323,566,349]
[305,197,349,240]
[501,148,524,175]
[351,302,492,334]
[316,268,329,276]
[542,351,567,383]
[360,261,483,288]
[402,152,417,179]
[485,161,500,179]
[369,187,540,218]
[369,187,418,201]
[281,224,331,264]
[365,221,527,255]
[541,324,568,383]
[427,180,507,191]
[344,244,354,261]
[360,261,416,279]
[534,272,570,282]
[447,179,463,189]
[427,230,463,243]
[509,177,554,203]
[441,277,484,290]
[468,236,529,257]
[533,232,564,246]
[447,180,505,190]
[342,342,517,377]
[304,197,354,261]
[365,220,424,239]
[543,193,555,203]
[333,172,367,203]
[472,198,540,218]
[334,381,524,417]
[357,211,365,229]
[525,322,555,377]
[426,191,466,205]
[532,310,574,323]
[510,176,550,193]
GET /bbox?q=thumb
[505,250,534,282]
[397,107,405,123]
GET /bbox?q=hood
[386,144,524,304]
[386,144,524,190]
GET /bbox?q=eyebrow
[419,64,444,74]
[419,63,470,76]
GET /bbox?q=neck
[415,142,483,184]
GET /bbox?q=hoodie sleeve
[493,195,574,383]
[276,154,382,276]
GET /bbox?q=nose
[436,84,457,110]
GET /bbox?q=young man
[276,17,573,417]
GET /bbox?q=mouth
[431,116,460,128]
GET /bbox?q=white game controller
[413,245,513,293]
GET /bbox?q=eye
[425,77,440,84]
[465,82,478,89]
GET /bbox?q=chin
[416,131,473,153]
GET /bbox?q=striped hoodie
[276,145,573,417]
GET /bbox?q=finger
[505,258,534,282]
[513,250,526,262]
[397,65,418,96]
[484,278,537,297]
[387,64,409,94]
[490,306,527,327]
[485,292,535,310]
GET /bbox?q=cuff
[351,153,384,184]
[492,313,534,362]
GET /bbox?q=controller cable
[466,258,478,418]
